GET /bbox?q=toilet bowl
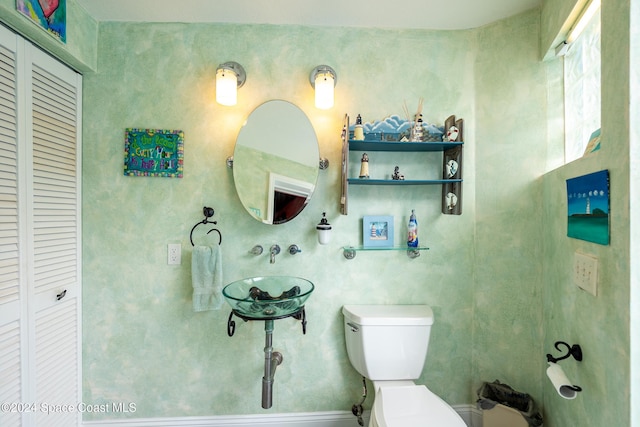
[370,382,466,427]
[342,305,466,427]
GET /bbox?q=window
[563,8,601,163]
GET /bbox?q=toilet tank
[342,305,434,380]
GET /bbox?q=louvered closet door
[0,26,22,427]
[0,24,81,427]
[29,47,82,427]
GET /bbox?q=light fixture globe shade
[314,72,334,110]
[216,68,238,106]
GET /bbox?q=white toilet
[342,305,466,427]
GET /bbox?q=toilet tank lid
[342,305,434,326]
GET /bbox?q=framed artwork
[124,128,184,178]
[566,170,609,245]
[583,128,601,156]
[16,0,66,43]
[363,215,394,248]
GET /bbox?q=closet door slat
[31,64,78,298]
[0,42,19,311]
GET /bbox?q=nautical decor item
[566,170,610,245]
[362,216,394,248]
[403,98,425,142]
[446,159,459,178]
[391,166,404,180]
[445,192,458,211]
[353,114,365,141]
[359,153,369,178]
[347,113,444,142]
[441,115,463,215]
[411,114,424,141]
[446,126,459,142]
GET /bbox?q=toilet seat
[372,384,466,427]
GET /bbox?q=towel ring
[190,207,222,246]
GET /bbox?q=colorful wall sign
[124,129,184,178]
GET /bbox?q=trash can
[477,380,543,427]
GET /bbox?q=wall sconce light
[216,61,246,106]
[309,65,337,110]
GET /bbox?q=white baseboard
[83,411,365,427]
[83,405,481,427]
[453,404,483,427]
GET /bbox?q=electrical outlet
[168,243,181,265]
[573,252,597,296]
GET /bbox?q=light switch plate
[574,252,597,296]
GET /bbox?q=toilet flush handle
[347,322,359,332]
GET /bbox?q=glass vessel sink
[223,276,314,320]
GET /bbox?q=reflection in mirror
[233,100,320,224]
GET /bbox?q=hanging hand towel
[191,242,224,311]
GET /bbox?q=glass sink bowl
[222,276,314,320]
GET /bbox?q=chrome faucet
[270,245,280,264]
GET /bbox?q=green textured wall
[3,0,631,423]
[631,0,640,425]
[81,21,480,419]
[472,10,548,403]
[540,0,633,426]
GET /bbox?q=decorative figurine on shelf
[392,166,404,180]
[411,114,424,142]
[354,114,365,141]
[446,125,459,142]
[405,98,424,142]
[359,153,369,179]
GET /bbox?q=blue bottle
[407,210,418,248]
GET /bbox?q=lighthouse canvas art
[566,170,610,245]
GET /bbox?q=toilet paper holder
[546,341,583,364]
[546,341,583,394]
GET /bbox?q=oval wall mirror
[233,100,320,224]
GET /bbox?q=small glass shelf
[342,246,430,259]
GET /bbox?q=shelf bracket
[342,247,425,260]
[343,247,356,259]
[407,250,421,259]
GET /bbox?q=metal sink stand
[227,308,307,409]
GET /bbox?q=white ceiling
[76,0,541,30]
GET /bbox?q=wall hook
[546,341,583,363]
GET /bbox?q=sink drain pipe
[262,319,283,409]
